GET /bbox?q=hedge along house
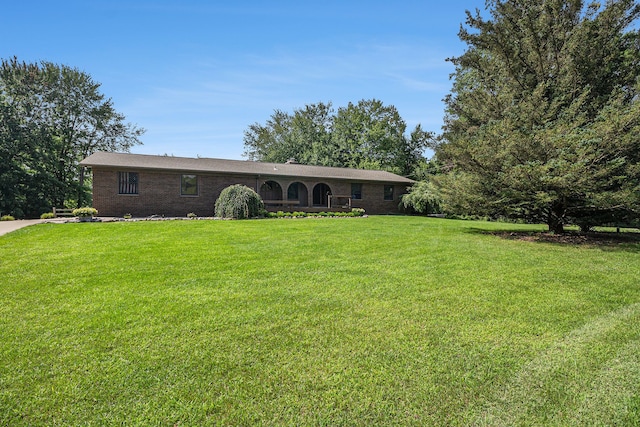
[80,152,415,217]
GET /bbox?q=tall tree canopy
[436,0,640,232]
[243,99,431,177]
[0,58,144,218]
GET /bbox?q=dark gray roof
[81,152,415,184]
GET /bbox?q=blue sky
[2,1,485,160]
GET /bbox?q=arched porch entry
[287,182,308,207]
[260,180,283,201]
[312,183,332,207]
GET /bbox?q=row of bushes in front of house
[266,209,366,218]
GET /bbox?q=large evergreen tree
[437,0,640,232]
[0,58,144,217]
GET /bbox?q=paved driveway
[0,219,44,237]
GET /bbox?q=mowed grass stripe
[471,302,640,426]
[0,217,639,425]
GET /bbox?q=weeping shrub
[214,184,264,219]
[401,180,442,215]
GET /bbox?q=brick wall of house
[91,168,407,217]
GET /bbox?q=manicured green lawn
[1,216,639,425]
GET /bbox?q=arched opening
[287,182,308,207]
[312,183,332,207]
[260,180,283,201]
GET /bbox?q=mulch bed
[489,230,640,247]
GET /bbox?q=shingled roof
[81,152,415,184]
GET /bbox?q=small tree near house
[214,185,264,219]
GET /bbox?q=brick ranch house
[80,152,415,217]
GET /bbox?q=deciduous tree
[243,102,333,166]
[243,99,431,177]
[0,58,144,217]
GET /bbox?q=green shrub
[401,180,442,215]
[214,185,264,219]
[1,215,15,221]
[72,207,98,217]
[262,210,368,219]
[123,213,132,219]
[40,212,55,219]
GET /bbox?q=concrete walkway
[0,219,44,237]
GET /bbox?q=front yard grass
[1,216,639,425]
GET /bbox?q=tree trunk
[548,217,565,234]
[547,200,566,234]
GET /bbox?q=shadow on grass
[467,228,640,253]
